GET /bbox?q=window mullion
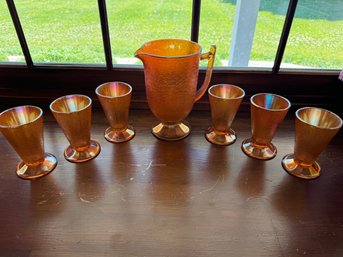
[191,0,201,42]
[272,0,298,74]
[6,0,33,68]
[97,0,113,70]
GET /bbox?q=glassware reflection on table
[50,94,100,163]
[135,39,216,141]
[96,81,135,143]
[0,105,57,179]
[282,107,342,179]
[205,84,245,145]
[241,93,291,160]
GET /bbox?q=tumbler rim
[250,93,291,112]
[0,105,42,129]
[49,94,92,114]
[208,84,245,100]
[296,107,343,130]
[95,81,132,99]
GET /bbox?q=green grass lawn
[0,0,342,69]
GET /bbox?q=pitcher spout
[134,48,146,62]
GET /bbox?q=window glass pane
[107,0,192,65]
[14,0,104,64]
[282,0,343,70]
[199,0,288,68]
[0,2,24,63]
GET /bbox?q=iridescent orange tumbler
[135,39,216,141]
[205,84,245,145]
[50,95,100,163]
[96,82,135,143]
[242,93,291,160]
[0,106,57,179]
[282,107,342,179]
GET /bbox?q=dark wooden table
[0,110,342,257]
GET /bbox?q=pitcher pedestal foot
[16,153,57,180]
[64,140,101,163]
[152,121,190,141]
[282,153,321,180]
[241,137,277,160]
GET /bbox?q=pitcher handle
[194,45,216,103]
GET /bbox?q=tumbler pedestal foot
[205,127,236,145]
[64,140,101,163]
[241,137,277,160]
[16,153,57,180]
[104,125,135,143]
[282,153,321,180]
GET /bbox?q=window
[0,1,23,63]
[14,0,105,64]
[107,0,192,65]
[282,0,343,69]
[0,0,341,114]
[1,0,342,70]
[199,0,289,68]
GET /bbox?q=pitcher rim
[135,38,202,59]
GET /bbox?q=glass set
[0,87,341,181]
[205,86,342,180]
[0,81,136,180]
[0,39,341,181]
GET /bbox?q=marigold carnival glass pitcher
[135,39,216,140]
